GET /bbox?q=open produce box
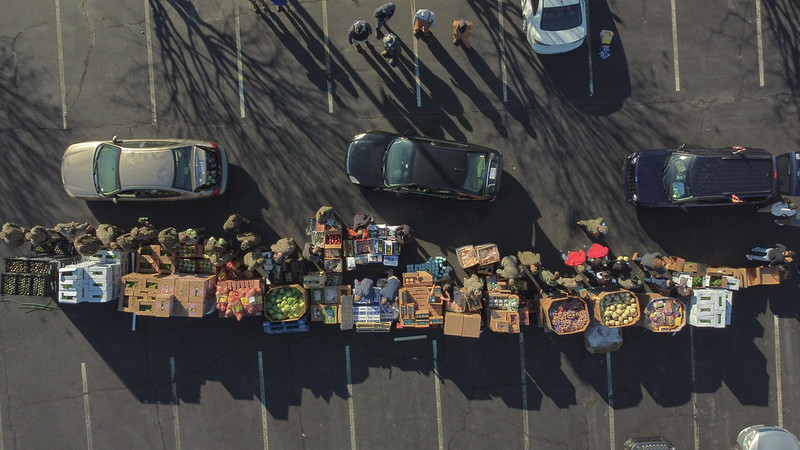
[539,295,590,335]
[264,284,309,322]
[589,289,640,328]
[641,294,686,332]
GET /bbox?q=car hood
[61,142,100,197]
[119,149,176,188]
[347,134,393,187]
[634,151,672,206]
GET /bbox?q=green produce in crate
[265,287,305,320]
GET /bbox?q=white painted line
[586,4,593,97]
[756,0,764,87]
[81,363,93,450]
[670,0,681,91]
[774,315,783,428]
[171,357,181,450]
[498,0,508,103]
[144,0,157,124]
[345,346,356,450]
[605,353,615,449]
[132,314,137,331]
[519,333,529,450]
[432,340,443,450]
[394,335,426,342]
[235,2,245,118]
[258,352,269,450]
[690,326,699,450]
[55,0,67,129]
[411,0,421,108]
[322,0,333,113]
[0,384,4,450]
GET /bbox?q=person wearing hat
[381,33,401,65]
[348,20,373,50]
[353,278,375,303]
[413,8,436,38]
[373,2,396,37]
[452,19,473,48]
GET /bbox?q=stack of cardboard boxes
[397,271,444,328]
[136,245,176,274]
[307,273,351,326]
[688,288,732,328]
[120,273,216,318]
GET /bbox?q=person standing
[348,20,372,51]
[413,8,436,38]
[374,2,396,37]
[452,19,473,48]
[267,0,289,12]
[746,243,795,266]
[381,33,401,64]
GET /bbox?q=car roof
[684,151,773,197]
[118,147,179,190]
[410,145,472,190]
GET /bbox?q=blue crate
[263,317,309,334]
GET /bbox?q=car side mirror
[112,135,120,144]
[112,196,119,205]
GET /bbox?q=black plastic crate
[5,255,82,276]
[1,272,55,297]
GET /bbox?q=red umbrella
[564,250,586,267]
[586,243,609,259]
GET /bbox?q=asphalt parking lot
[2,0,800,448]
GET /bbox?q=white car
[522,0,588,54]
[737,425,800,450]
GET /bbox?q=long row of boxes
[120,273,216,317]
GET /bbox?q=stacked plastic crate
[58,251,126,303]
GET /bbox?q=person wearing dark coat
[746,243,795,266]
[394,224,413,245]
[348,20,372,50]
[373,2,395,35]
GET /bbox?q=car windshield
[384,138,416,186]
[541,3,582,31]
[172,146,194,190]
[664,153,694,201]
[774,153,792,195]
[94,144,121,195]
[463,153,487,194]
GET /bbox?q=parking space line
[690,327,699,450]
[410,0,421,107]
[0,392,4,450]
[756,0,765,87]
[345,346,356,450]
[586,5,593,97]
[432,340,443,450]
[258,352,269,450]
[605,353,615,449]
[235,2,245,118]
[322,0,333,113]
[670,0,681,91]
[774,316,783,427]
[498,0,508,103]
[171,357,181,450]
[519,333,529,450]
[81,363,93,450]
[144,0,157,125]
[54,0,67,129]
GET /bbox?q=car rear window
[172,146,193,190]
[463,153,487,194]
[541,3,582,31]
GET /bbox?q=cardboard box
[136,245,176,274]
[745,266,781,287]
[488,309,520,333]
[475,243,501,265]
[134,294,173,317]
[310,304,325,322]
[443,312,481,338]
